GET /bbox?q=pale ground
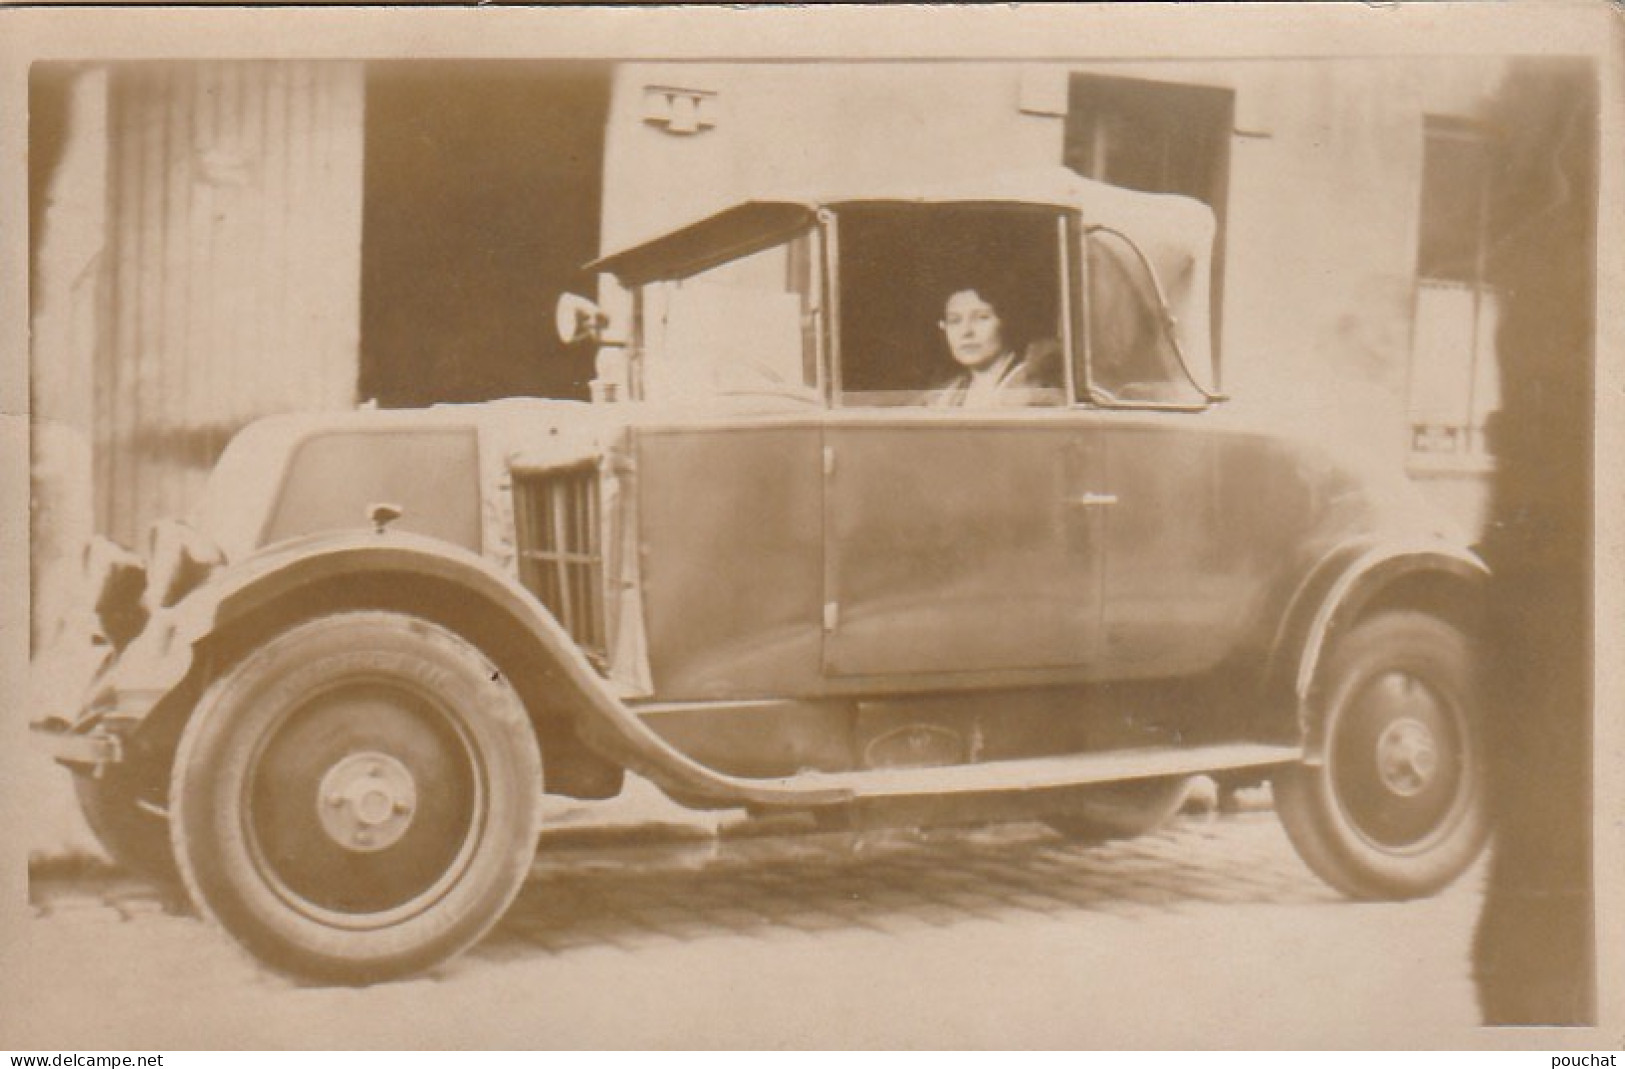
[1,778,1497,1050]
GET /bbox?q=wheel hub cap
[1375,717,1439,797]
[316,751,418,853]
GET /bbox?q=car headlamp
[83,535,147,650]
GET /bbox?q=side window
[1081,228,1206,406]
[640,234,819,404]
[835,205,1068,409]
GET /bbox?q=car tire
[169,611,542,984]
[1045,776,1195,843]
[74,768,179,883]
[1273,610,1488,900]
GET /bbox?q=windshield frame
[1075,221,1223,412]
[824,200,1075,411]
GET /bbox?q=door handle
[1068,492,1119,508]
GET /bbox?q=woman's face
[941,289,1006,370]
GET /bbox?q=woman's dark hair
[940,275,1035,354]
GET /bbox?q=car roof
[587,166,1217,287]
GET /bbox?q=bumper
[30,719,124,770]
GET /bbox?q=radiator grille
[513,463,607,667]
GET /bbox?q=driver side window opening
[834,205,1067,409]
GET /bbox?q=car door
[1096,416,1235,676]
[820,410,1105,682]
[1077,223,1248,678]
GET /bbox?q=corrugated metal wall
[98,62,365,548]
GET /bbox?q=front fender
[1295,541,1489,701]
[83,529,850,808]
[1261,538,1488,760]
[56,530,546,729]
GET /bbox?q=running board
[745,742,1301,804]
[577,675,1300,810]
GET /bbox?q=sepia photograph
[0,3,1618,1051]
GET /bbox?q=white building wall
[30,68,108,652]
[601,63,1060,254]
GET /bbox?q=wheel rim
[243,679,487,929]
[315,752,420,854]
[1328,666,1471,853]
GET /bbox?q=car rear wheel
[169,612,542,984]
[1273,611,1488,899]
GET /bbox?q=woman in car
[929,280,1061,408]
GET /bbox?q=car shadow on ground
[26,810,1347,975]
[474,812,1341,962]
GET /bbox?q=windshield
[636,232,820,405]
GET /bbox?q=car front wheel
[169,611,542,984]
[1273,610,1489,900]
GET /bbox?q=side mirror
[555,292,613,346]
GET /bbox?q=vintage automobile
[32,167,1491,983]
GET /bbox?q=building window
[1064,73,1233,366]
[1408,118,1500,463]
[1065,74,1233,213]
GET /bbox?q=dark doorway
[361,62,610,407]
